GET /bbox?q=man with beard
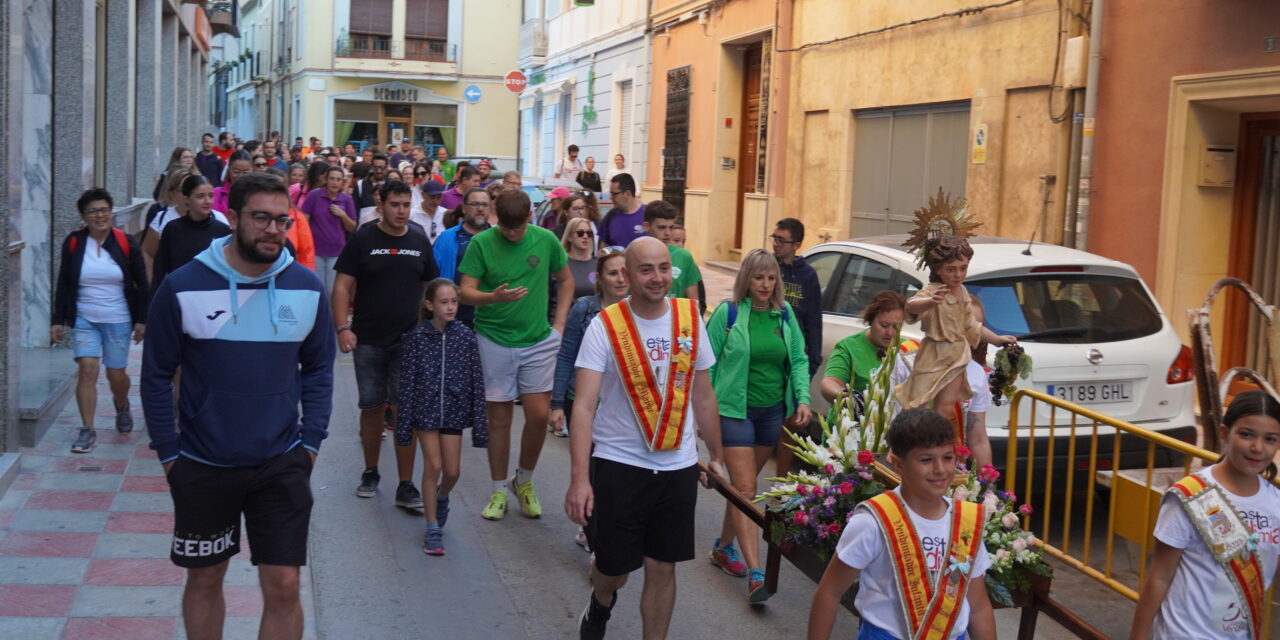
[333,180,439,507]
[434,186,493,327]
[143,173,335,640]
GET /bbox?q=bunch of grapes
[989,343,1031,407]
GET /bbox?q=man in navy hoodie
[143,172,335,640]
[772,218,823,474]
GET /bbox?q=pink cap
[549,186,572,199]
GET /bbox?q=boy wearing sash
[808,408,996,640]
[1130,390,1280,640]
[565,237,728,640]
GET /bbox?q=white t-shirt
[556,157,584,181]
[962,360,992,414]
[836,487,992,639]
[150,207,229,234]
[409,204,447,243]
[1151,465,1280,639]
[76,236,131,324]
[575,305,715,471]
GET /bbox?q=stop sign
[504,70,527,94]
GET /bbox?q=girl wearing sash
[707,249,812,602]
[1130,391,1280,639]
[809,408,996,640]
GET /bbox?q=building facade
[1,0,216,462]
[235,0,520,163]
[782,0,1071,257]
[1087,0,1280,368]
[641,0,794,263]
[516,0,650,184]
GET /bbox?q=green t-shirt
[457,225,567,347]
[824,330,880,392]
[667,244,702,298]
[746,309,787,407]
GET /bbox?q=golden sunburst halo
[901,188,981,269]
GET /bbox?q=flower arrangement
[949,452,1052,607]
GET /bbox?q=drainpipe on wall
[1062,90,1084,247]
[1072,0,1104,250]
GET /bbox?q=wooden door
[735,43,762,250]
[662,67,691,218]
[1223,113,1280,371]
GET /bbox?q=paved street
[0,265,1136,639]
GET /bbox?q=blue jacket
[552,294,605,409]
[778,254,824,377]
[142,236,335,466]
[434,225,463,282]
[395,319,488,448]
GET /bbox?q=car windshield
[968,273,1163,344]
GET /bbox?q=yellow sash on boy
[1171,474,1265,640]
[599,298,699,452]
[863,491,985,640]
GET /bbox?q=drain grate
[77,465,103,472]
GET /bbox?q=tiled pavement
[0,347,316,640]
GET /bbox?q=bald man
[565,237,727,639]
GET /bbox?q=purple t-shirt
[600,203,646,249]
[301,188,357,257]
[439,186,467,212]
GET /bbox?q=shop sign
[374,87,420,102]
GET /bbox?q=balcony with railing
[520,18,548,67]
[333,32,455,72]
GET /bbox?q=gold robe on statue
[895,283,982,409]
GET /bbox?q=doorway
[381,103,413,148]
[734,42,763,250]
[1223,113,1280,372]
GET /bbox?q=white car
[803,235,1197,479]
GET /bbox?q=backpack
[715,301,790,361]
[68,228,132,263]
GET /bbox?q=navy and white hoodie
[142,236,336,467]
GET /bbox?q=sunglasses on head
[600,245,626,256]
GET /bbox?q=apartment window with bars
[347,0,393,58]
[404,0,448,61]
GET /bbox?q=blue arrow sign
[464,84,482,104]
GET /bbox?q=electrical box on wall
[1198,145,1236,187]
[1063,36,1089,89]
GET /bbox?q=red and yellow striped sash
[864,492,984,640]
[1172,474,1265,640]
[600,298,699,451]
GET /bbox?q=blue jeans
[72,317,132,369]
[719,403,786,447]
[857,621,966,640]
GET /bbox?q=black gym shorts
[586,458,699,577]
[166,445,315,568]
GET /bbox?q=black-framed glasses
[465,200,491,208]
[82,207,112,218]
[608,191,622,198]
[246,211,295,231]
[770,234,798,245]
[253,162,268,169]
[414,172,428,177]
[574,230,594,238]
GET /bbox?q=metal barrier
[1005,388,1276,636]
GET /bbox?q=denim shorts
[476,330,560,402]
[352,341,403,411]
[720,402,786,448]
[73,317,132,369]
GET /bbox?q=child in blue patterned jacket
[396,277,488,556]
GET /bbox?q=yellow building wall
[785,0,1065,253]
[645,0,792,262]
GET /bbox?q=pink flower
[793,510,809,525]
[1002,513,1019,529]
[828,523,842,535]
[838,481,855,495]
[858,450,875,466]
[1019,503,1034,516]
[797,484,808,496]
[817,525,829,538]
[824,464,836,474]
[978,464,1001,483]
[813,486,824,498]
[955,445,972,459]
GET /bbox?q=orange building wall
[1090,0,1280,287]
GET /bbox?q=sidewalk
[0,345,316,640]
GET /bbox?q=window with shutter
[404,0,449,61]
[615,80,633,163]
[348,0,393,58]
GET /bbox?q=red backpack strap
[111,228,131,261]
[68,235,79,255]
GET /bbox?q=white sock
[494,480,507,494]
[515,467,534,486]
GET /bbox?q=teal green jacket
[707,300,811,420]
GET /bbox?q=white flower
[995,548,1010,562]
[952,485,970,501]
[1012,537,1028,553]
[1002,513,1019,529]
[982,491,998,516]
